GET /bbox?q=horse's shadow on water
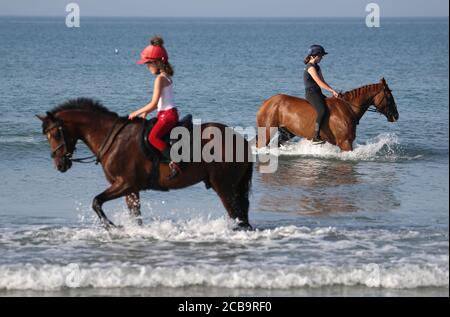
[256,155,400,215]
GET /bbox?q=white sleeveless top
[157,74,175,112]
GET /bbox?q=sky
[0,0,448,17]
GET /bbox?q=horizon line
[0,14,448,19]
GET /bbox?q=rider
[129,36,181,179]
[303,45,340,144]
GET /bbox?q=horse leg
[278,127,295,146]
[92,181,132,230]
[210,173,252,230]
[257,126,272,148]
[125,192,142,226]
[233,189,252,231]
[339,139,354,152]
[218,189,251,230]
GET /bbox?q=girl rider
[303,44,340,144]
[129,36,181,179]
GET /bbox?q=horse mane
[49,98,118,117]
[342,83,382,100]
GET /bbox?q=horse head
[36,112,76,172]
[373,78,399,122]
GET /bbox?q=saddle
[140,114,193,190]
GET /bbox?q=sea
[0,16,448,296]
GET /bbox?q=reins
[94,118,129,164]
[47,117,129,165]
[335,91,384,117]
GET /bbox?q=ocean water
[0,17,448,296]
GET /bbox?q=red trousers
[148,108,179,152]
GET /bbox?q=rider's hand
[139,112,148,119]
[128,111,139,120]
[332,90,340,98]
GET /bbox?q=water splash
[255,133,411,161]
[0,216,447,291]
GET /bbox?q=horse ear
[46,111,55,120]
[35,114,46,121]
[381,77,387,85]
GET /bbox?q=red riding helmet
[137,44,169,64]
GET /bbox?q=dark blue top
[304,63,321,92]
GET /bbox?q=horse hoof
[233,223,254,231]
[102,220,117,231]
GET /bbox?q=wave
[0,216,447,291]
[0,262,447,291]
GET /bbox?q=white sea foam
[0,262,447,291]
[254,133,405,161]
[6,216,427,245]
[8,217,341,244]
[1,216,447,292]
[4,215,447,258]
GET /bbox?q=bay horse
[37,98,253,230]
[257,78,399,151]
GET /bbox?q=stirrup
[312,136,325,145]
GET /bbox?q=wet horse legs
[125,192,142,226]
[210,177,252,230]
[92,181,132,230]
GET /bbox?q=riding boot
[161,148,182,180]
[312,123,325,145]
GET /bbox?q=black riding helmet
[308,45,328,56]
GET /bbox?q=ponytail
[304,55,313,65]
[150,35,164,46]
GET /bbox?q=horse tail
[256,97,278,127]
[257,96,282,147]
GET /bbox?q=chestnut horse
[257,78,399,151]
[37,98,253,230]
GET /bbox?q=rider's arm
[128,76,163,119]
[308,67,339,97]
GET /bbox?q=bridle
[44,122,74,161]
[378,87,397,119]
[336,85,393,118]
[45,118,129,164]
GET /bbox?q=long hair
[151,60,174,76]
